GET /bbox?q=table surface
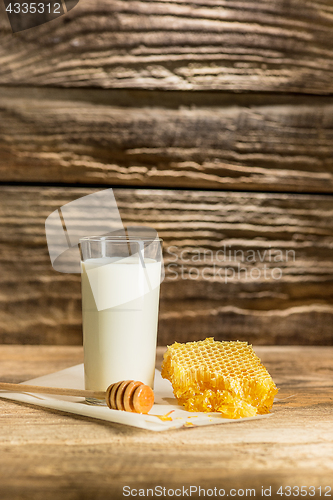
[0,345,332,500]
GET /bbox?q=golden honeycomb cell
[161,337,278,419]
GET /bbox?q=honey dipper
[0,380,154,414]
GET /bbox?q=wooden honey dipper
[0,380,154,414]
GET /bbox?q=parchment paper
[0,365,271,431]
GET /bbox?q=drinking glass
[79,234,163,404]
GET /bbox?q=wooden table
[0,346,332,500]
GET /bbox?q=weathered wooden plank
[1,87,333,193]
[0,345,84,383]
[0,186,332,345]
[1,0,333,93]
[0,346,332,500]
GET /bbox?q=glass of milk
[79,234,163,405]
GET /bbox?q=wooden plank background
[0,0,333,345]
[1,186,332,345]
[1,0,333,93]
[1,87,333,193]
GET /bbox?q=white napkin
[0,365,270,431]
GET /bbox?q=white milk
[81,256,161,394]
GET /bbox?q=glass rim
[79,235,163,243]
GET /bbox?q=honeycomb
[161,338,278,419]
